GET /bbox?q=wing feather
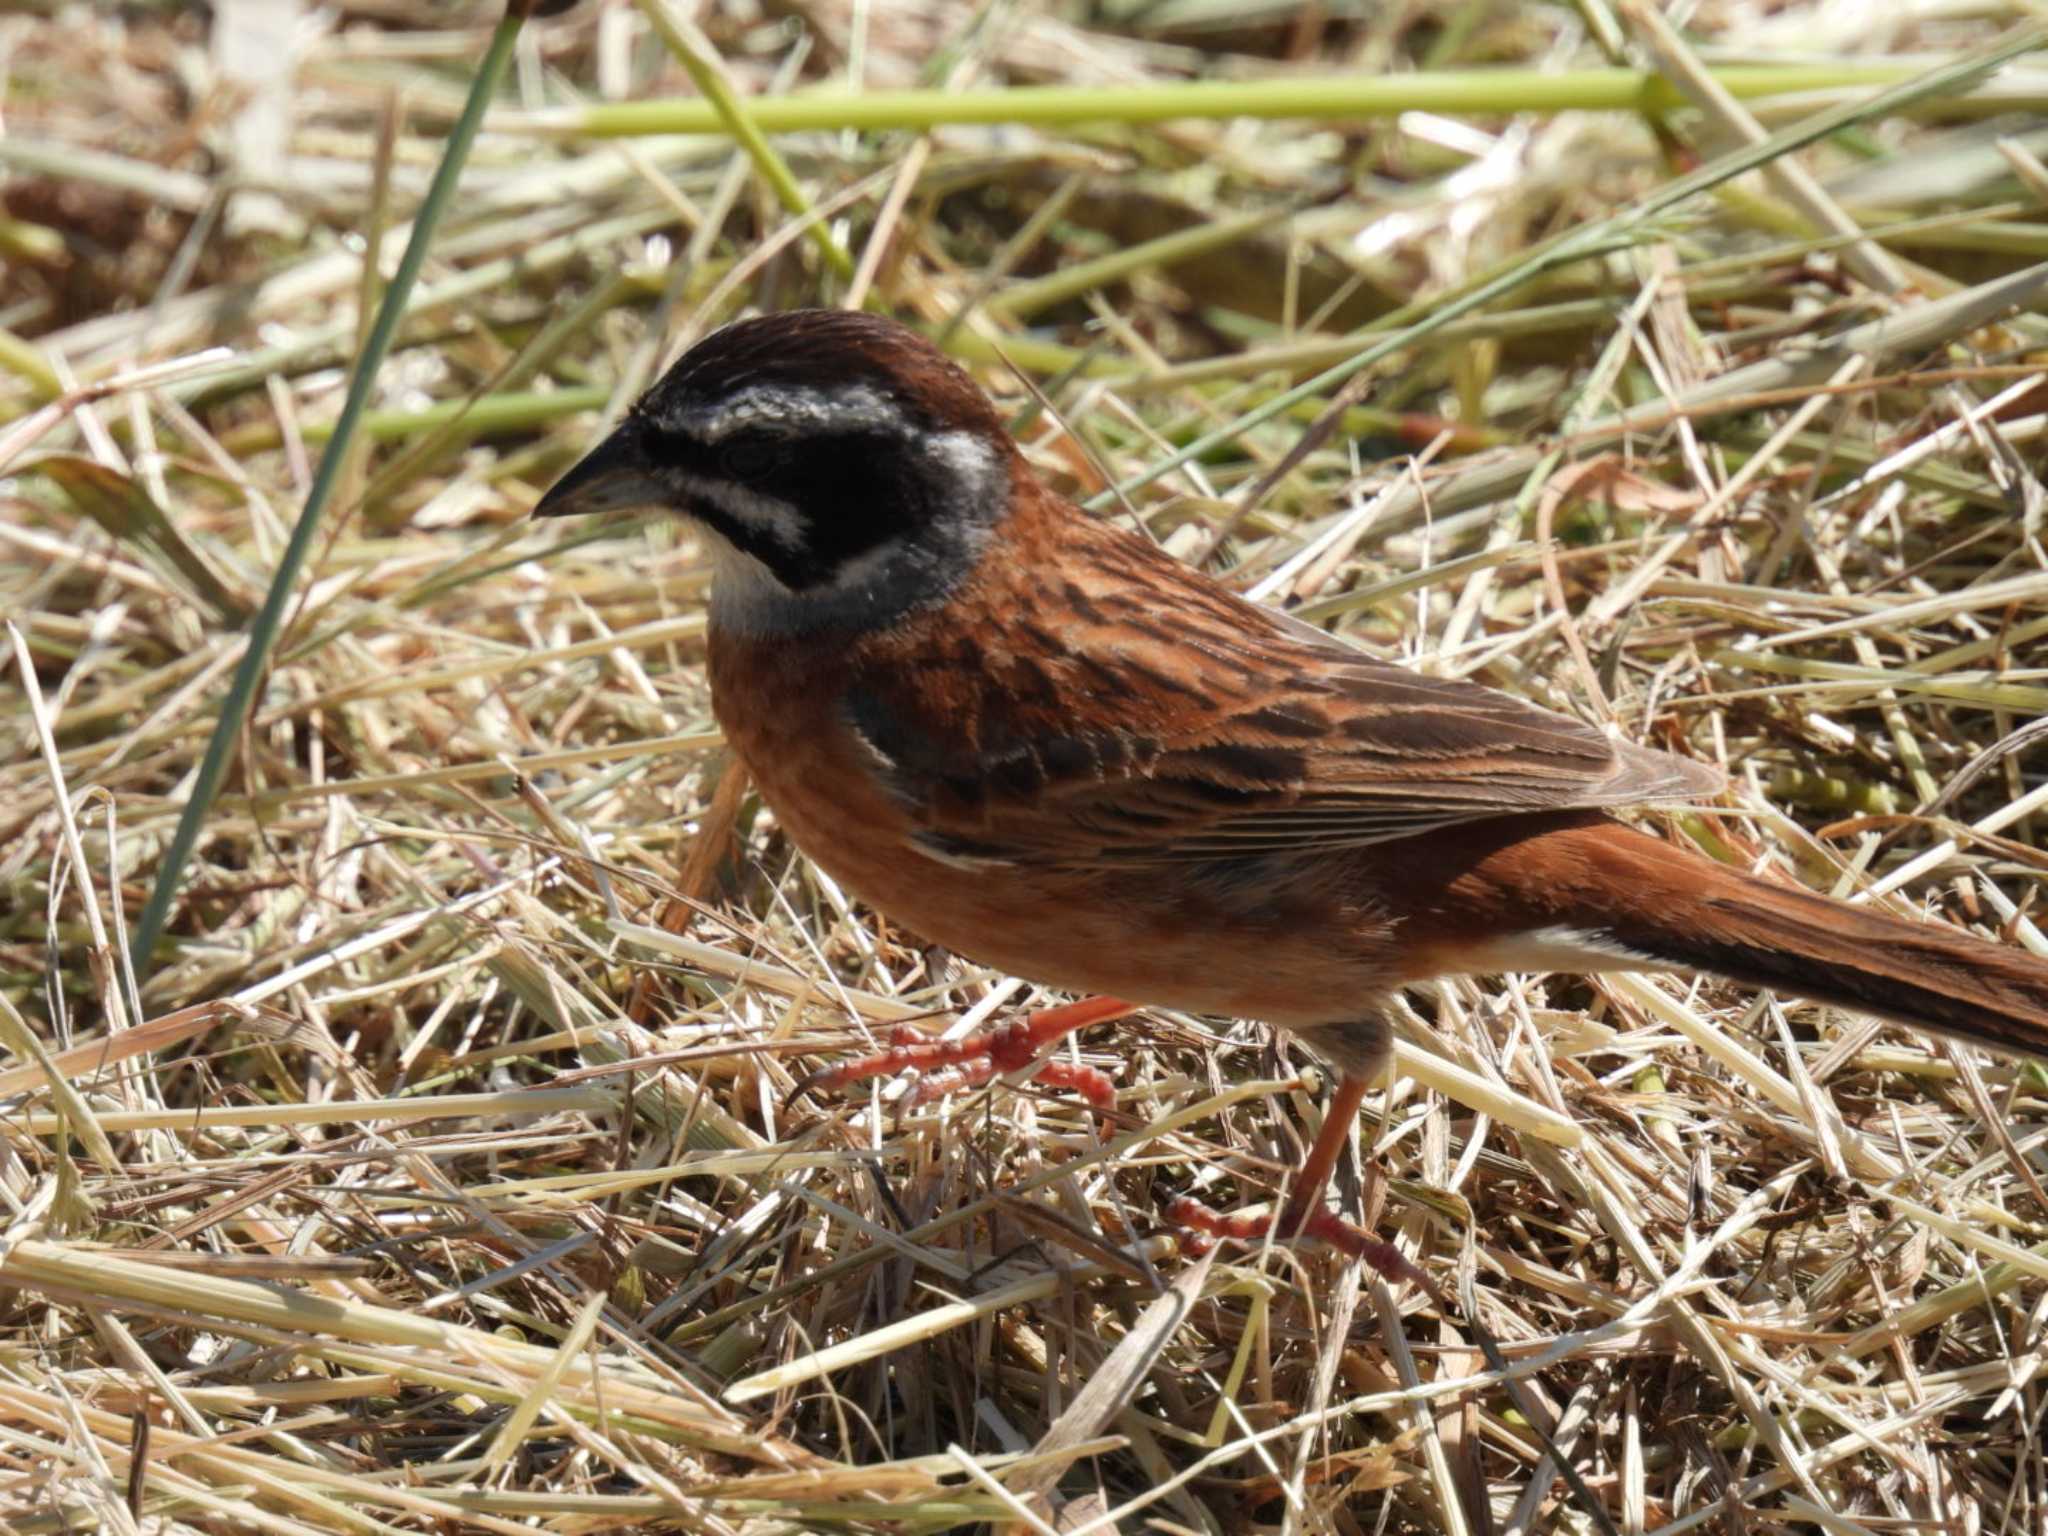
[847,510,1722,869]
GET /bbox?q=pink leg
[791,996,1137,1112]
[1164,1072,1431,1288]
[800,1014,1429,1290]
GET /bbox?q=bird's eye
[718,433,784,482]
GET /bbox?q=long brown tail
[1413,811,2048,1059]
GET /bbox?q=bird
[535,306,2048,1265]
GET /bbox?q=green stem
[987,202,1304,320]
[129,11,528,976]
[637,0,854,281]
[540,63,1915,137]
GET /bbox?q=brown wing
[845,506,1723,870]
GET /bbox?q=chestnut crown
[535,310,1018,617]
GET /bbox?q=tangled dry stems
[3,2,2047,1532]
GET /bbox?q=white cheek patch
[688,405,1010,639]
[682,382,903,442]
[673,469,808,552]
[801,433,1001,605]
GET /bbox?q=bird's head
[535,310,1021,629]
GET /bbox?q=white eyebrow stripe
[924,428,1000,492]
[681,382,907,442]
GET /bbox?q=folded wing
[846,519,1721,869]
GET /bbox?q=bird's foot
[791,996,1137,1112]
[1164,1194,1426,1288]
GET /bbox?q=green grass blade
[128,10,530,976]
[536,63,1924,138]
[637,0,854,282]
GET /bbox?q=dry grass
[4,1,2048,1532]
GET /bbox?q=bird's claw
[790,996,1136,1113]
[1163,1193,1423,1286]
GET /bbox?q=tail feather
[1459,813,2048,1059]
[1634,872,2048,1057]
